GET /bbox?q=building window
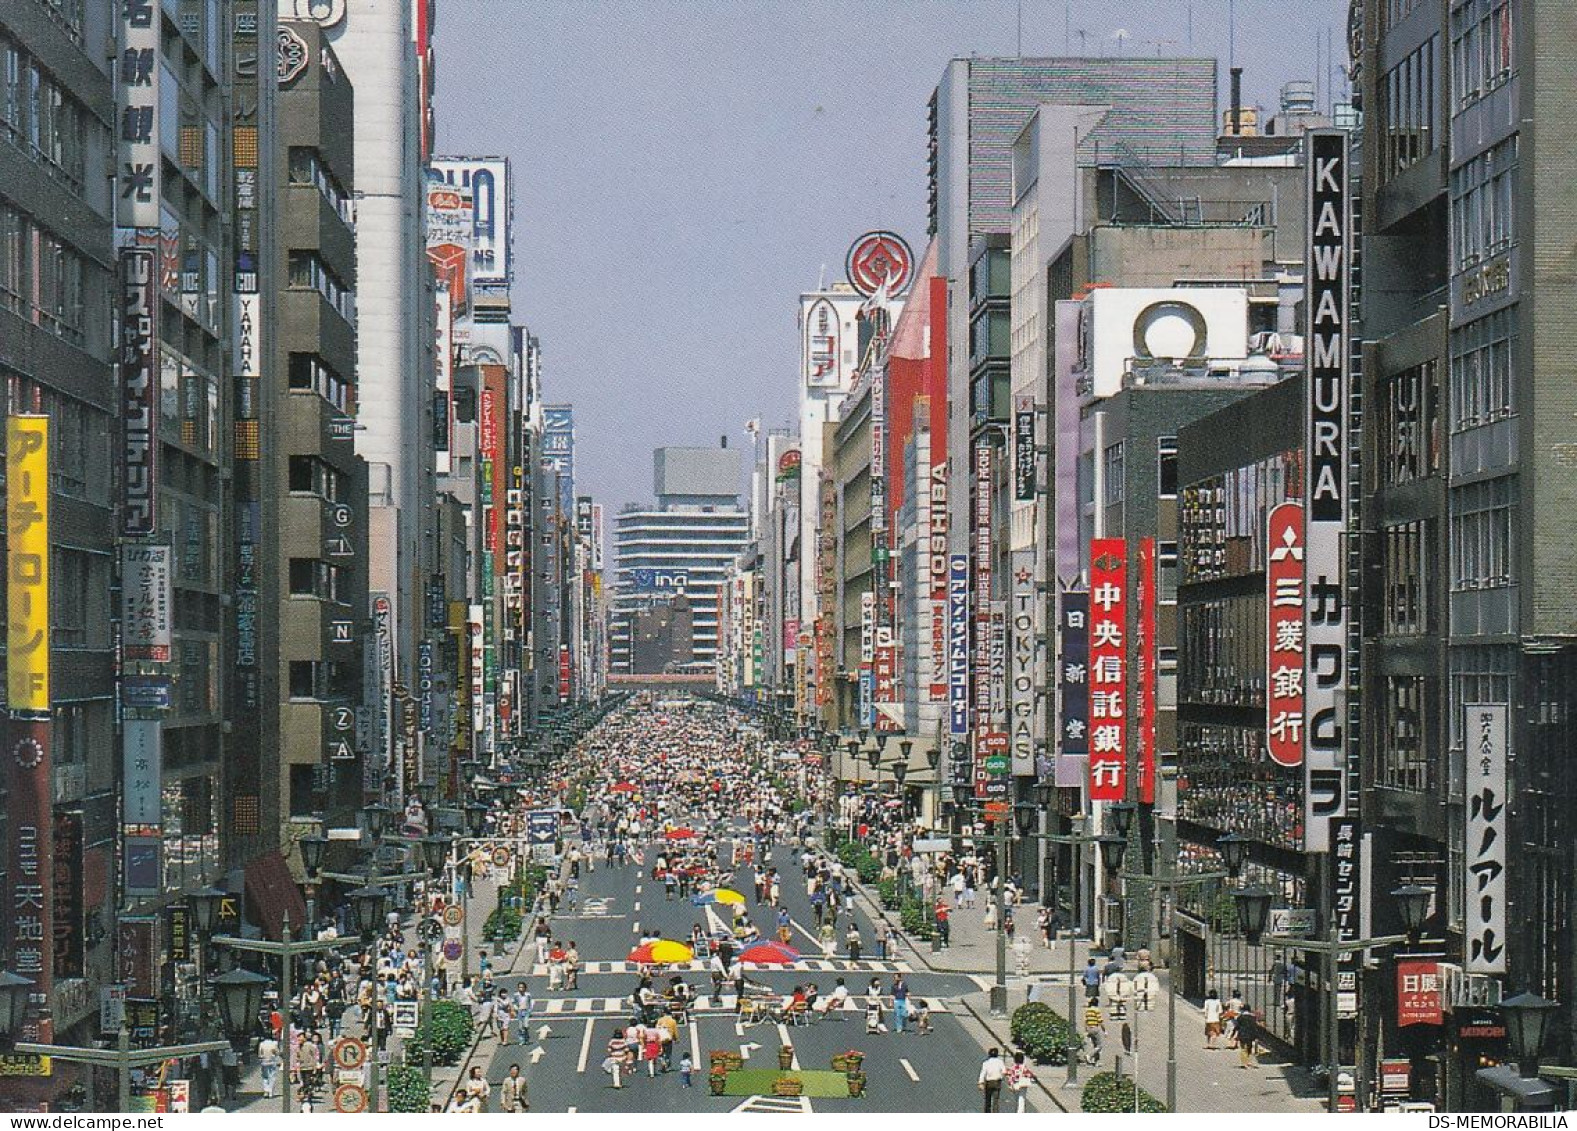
[1448,644,1513,749]
[1103,442,1125,506]
[287,251,356,326]
[1450,137,1517,270]
[0,202,87,345]
[1382,520,1431,635]
[1157,438,1178,499]
[287,146,353,225]
[1449,476,1515,591]
[287,352,350,411]
[288,660,320,700]
[1451,0,1514,110]
[1379,673,1432,792]
[1158,541,1179,604]
[1448,307,1515,431]
[1381,36,1439,181]
[1378,362,1440,485]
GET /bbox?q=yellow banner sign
[7,416,49,714]
[0,1053,51,1077]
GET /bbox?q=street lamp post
[348,885,390,1112]
[1043,815,1107,1087]
[1234,886,1409,1113]
[212,913,358,1113]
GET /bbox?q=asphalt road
[478,835,1019,1113]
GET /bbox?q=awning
[244,850,308,941]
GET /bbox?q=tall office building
[611,446,748,674]
[325,0,438,790]
[0,0,119,1079]
[1357,0,1577,1102]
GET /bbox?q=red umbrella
[739,942,800,966]
[611,781,637,794]
[665,828,697,841]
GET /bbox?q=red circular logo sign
[845,231,914,297]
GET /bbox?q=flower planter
[777,1046,795,1070]
[708,1072,728,1096]
[847,1073,867,1098]
[832,1052,865,1073]
[773,1077,804,1097]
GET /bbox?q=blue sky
[435,0,1348,510]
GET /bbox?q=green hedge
[483,904,521,942]
[855,856,882,883]
[898,897,934,941]
[402,999,475,1067]
[877,878,900,910]
[386,1065,430,1113]
[1010,1001,1076,1065]
[836,842,864,867]
[1080,1071,1168,1113]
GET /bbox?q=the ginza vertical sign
[1303,129,1351,853]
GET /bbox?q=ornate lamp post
[349,885,389,1111]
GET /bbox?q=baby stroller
[864,1001,884,1034]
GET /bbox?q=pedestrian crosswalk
[528,958,913,977]
[731,1095,814,1114]
[522,994,952,1017]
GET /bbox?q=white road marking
[633,900,641,913]
[900,1057,920,1082]
[567,1107,577,1114]
[537,1023,552,1040]
[789,915,822,950]
[635,884,643,894]
[530,1046,546,1064]
[576,1018,594,1073]
[739,1040,762,1060]
[734,1019,744,1037]
[689,1019,701,1069]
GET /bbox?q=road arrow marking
[537,1024,552,1040]
[530,1046,546,1064]
[577,1019,594,1073]
[689,1019,701,1070]
[739,1041,762,1060]
[901,1057,920,1082]
[734,1019,744,1037]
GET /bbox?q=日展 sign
[1266,502,1306,768]
[1465,704,1507,973]
[1087,539,1128,802]
[1397,960,1444,1027]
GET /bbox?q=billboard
[120,248,159,537]
[122,544,173,662]
[1087,539,1128,802]
[116,0,162,228]
[7,418,50,713]
[1303,129,1353,852]
[1266,502,1306,768]
[425,182,474,312]
[429,158,511,288]
[543,405,575,519]
[1009,551,1037,777]
[1464,704,1507,973]
[1056,590,1089,787]
[1081,287,1249,399]
[948,555,969,736]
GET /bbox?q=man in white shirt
[978,1047,1007,1112]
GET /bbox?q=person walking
[679,1053,694,1087]
[258,1034,280,1099]
[1081,957,1103,1001]
[891,974,910,1033]
[1235,1006,1261,1069]
[1006,1051,1035,1113]
[499,1064,528,1112]
[1203,988,1224,1049]
[978,1047,1006,1112]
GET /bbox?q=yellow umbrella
[713,889,747,906]
[628,939,694,964]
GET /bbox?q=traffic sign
[442,904,464,927]
[331,1037,367,1071]
[333,1083,368,1113]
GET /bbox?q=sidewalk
[848,874,1322,1114]
[226,866,535,1114]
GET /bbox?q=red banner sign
[1136,537,1157,805]
[1266,502,1306,767]
[1088,539,1128,802]
[1397,960,1443,1027]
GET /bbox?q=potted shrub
[1010,1001,1076,1066]
[831,1050,865,1073]
[385,1065,430,1113]
[777,1044,795,1070]
[846,1071,867,1097]
[708,1067,728,1096]
[1080,1071,1168,1113]
[773,1075,804,1097]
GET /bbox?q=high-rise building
[0,0,119,1082]
[1357,0,1577,1103]
[325,0,438,801]
[611,446,748,674]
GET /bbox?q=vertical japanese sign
[120,248,159,537]
[1303,129,1352,852]
[117,0,162,229]
[1013,398,1036,502]
[972,440,994,794]
[1330,817,1362,1001]
[948,555,970,737]
[52,812,83,979]
[121,544,173,661]
[1136,537,1157,806]
[1087,539,1128,802]
[1266,502,1306,768]
[1009,550,1036,777]
[372,594,393,793]
[927,458,949,703]
[6,415,53,1044]
[1464,704,1507,973]
[1056,591,1089,788]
